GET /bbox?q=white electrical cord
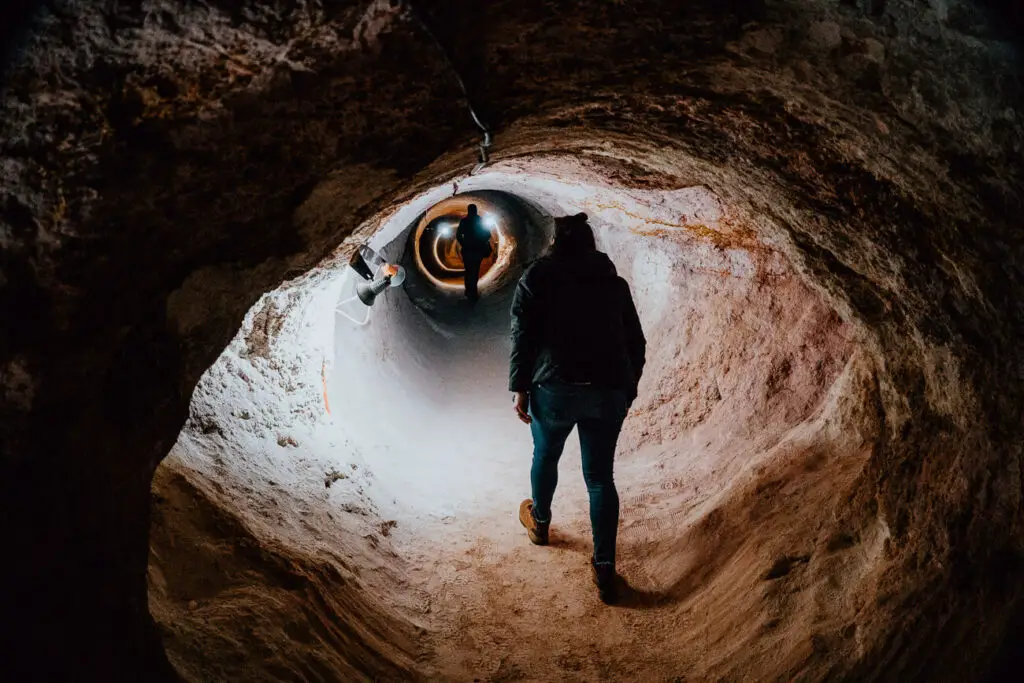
[335,262,406,326]
[335,292,371,326]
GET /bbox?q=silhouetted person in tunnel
[456,204,493,302]
[509,212,646,605]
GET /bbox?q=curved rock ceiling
[1,0,1022,681]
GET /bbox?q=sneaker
[518,499,549,545]
[591,561,618,604]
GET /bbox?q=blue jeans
[529,381,629,567]
[463,255,483,300]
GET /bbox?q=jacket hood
[540,250,618,279]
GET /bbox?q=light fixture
[355,264,406,306]
[337,246,406,325]
[349,244,384,281]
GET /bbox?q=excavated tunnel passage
[2,1,1023,682]
[149,160,880,680]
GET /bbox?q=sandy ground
[394,352,877,681]
[397,441,707,682]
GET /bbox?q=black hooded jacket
[456,214,492,259]
[509,250,646,399]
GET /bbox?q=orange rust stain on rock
[595,201,759,250]
[321,360,331,415]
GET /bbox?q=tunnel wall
[1,0,1022,679]
[152,259,437,679]
[148,462,423,681]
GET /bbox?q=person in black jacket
[455,204,493,301]
[509,212,646,604]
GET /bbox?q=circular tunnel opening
[410,190,531,297]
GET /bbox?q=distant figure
[509,212,646,605]
[456,204,493,301]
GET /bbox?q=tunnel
[1,1,1023,681]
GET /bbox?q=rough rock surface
[148,463,422,682]
[1,0,1023,680]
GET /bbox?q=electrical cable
[402,0,493,174]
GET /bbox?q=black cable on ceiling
[402,0,493,174]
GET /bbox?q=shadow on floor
[548,532,674,609]
[548,534,590,553]
[614,579,673,609]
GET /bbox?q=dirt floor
[395,354,875,683]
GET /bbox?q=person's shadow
[614,578,671,608]
[548,534,672,609]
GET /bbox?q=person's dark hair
[467,204,478,215]
[547,212,595,258]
